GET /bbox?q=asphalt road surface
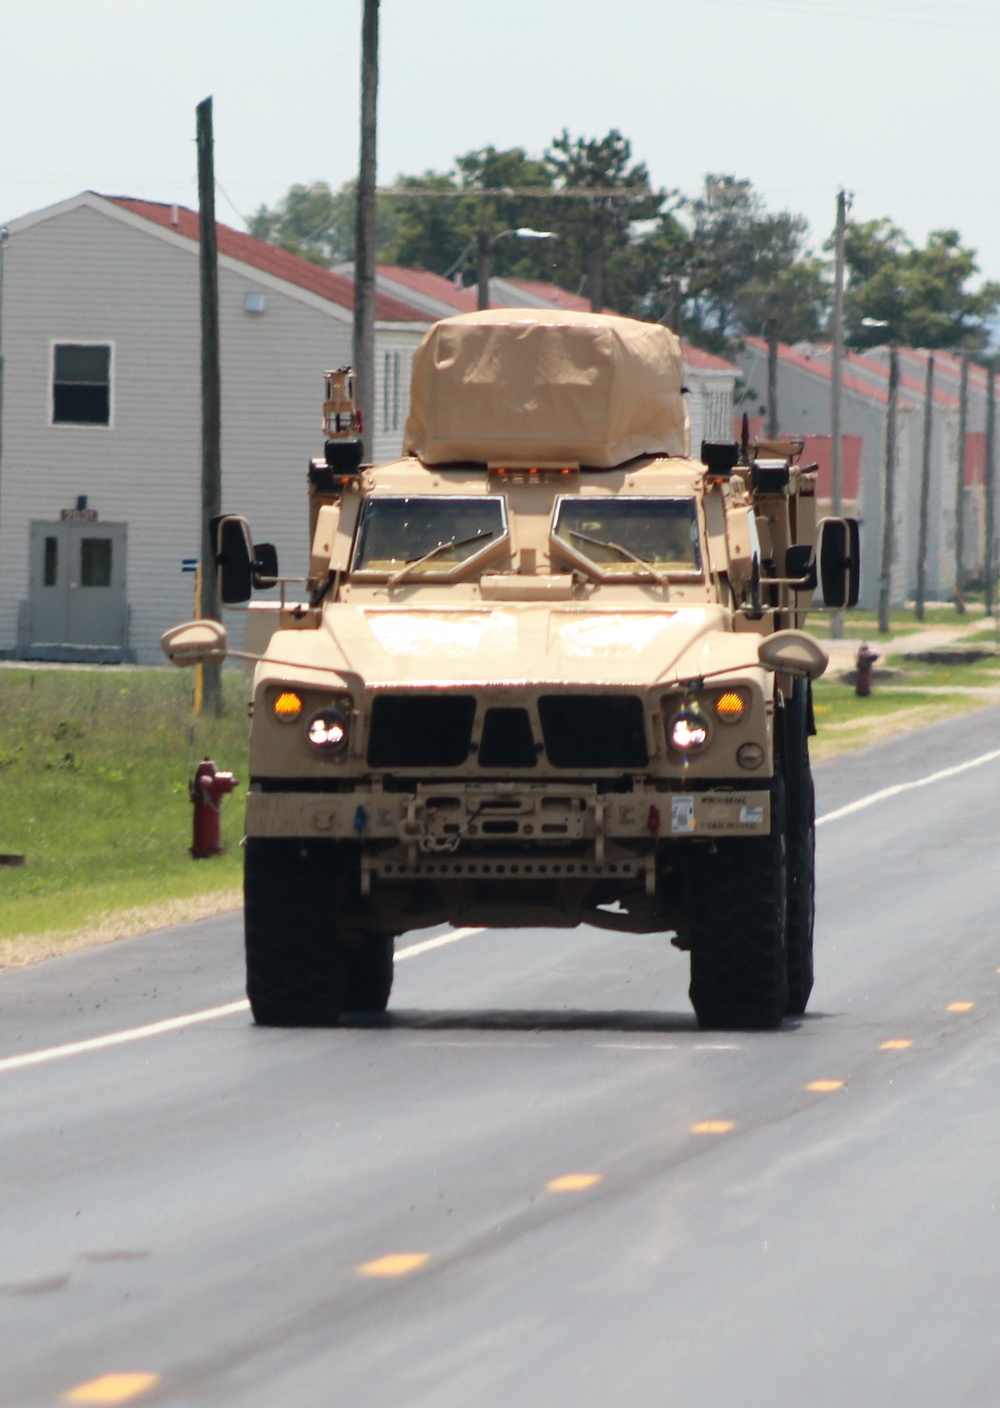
[5,708,1000,1407]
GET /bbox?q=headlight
[307,707,350,754]
[668,705,710,754]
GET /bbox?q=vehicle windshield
[352,496,507,575]
[552,497,702,575]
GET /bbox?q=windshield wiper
[568,529,672,591]
[387,530,494,589]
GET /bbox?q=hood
[262,603,755,691]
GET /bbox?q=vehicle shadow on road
[340,1008,702,1033]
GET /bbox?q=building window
[80,538,113,587]
[384,350,401,433]
[44,536,58,586]
[703,387,732,441]
[52,344,112,426]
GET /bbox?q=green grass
[810,675,992,760]
[807,603,989,639]
[883,655,1000,689]
[0,667,250,944]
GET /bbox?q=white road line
[0,1000,250,1074]
[395,927,484,961]
[816,746,1000,826]
[0,927,486,1076]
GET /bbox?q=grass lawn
[0,667,250,959]
[807,603,990,638]
[810,672,998,761]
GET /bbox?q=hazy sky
[4,0,1000,282]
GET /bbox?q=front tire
[688,776,788,1030]
[341,933,395,1014]
[244,839,347,1026]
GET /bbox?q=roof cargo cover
[403,309,689,468]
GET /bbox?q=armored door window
[52,344,112,425]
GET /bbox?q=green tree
[380,146,554,281]
[843,220,1000,349]
[247,180,399,268]
[683,175,826,350]
[543,129,664,311]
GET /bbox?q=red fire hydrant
[855,642,880,698]
[189,757,239,858]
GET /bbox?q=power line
[691,0,1000,28]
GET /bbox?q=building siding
[0,199,426,663]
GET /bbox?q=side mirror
[818,517,860,609]
[785,543,818,592]
[160,618,229,668]
[758,629,828,681]
[252,542,279,589]
[212,515,255,604]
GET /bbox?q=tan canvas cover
[403,309,689,468]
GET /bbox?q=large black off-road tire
[783,677,816,1017]
[341,933,395,1014]
[244,838,348,1026]
[687,776,788,1030]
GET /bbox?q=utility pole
[476,207,491,311]
[765,316,779,439]
[915,352,934,622]
[196,95,223,716]
[954,349,970,613]
[878,344,899,634]
[986,360,997,615]
[668,277,682,338]
[588,203,606,312]
[830,189,848,640]
[353,0,379,453]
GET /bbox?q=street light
[468,227,555,311]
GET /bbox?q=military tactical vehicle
[163,311,858,1029]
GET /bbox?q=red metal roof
[103,198,428,323]
[376,265,480,312]
[743,335,959,409]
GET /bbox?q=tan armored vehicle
[164,310,858,1029]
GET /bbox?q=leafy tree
[380,146,554,281]
[247,180,399,268]
[682,175,826,350]
[543,129,664,311]
[843,220,1000,349]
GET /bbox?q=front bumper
[246,781,771,895]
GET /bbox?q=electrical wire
[690,0,1000,30]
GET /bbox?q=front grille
[538,694,649,769]
[478,707,537,769]
[367,694,476,768]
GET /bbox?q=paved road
[5,708,1000,1407]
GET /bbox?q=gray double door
[28,521,127,651]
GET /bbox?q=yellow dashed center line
[546,1173,603,1193]
[805,1079,845,1092]
[61,1374,160,1406]
[691,1120,736,1135]
[947,1001,975,1013]
[356,1252,429,1279]
[881,1039,912,1050]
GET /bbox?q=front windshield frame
[350,494,510,581]
[550,495,704,582]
